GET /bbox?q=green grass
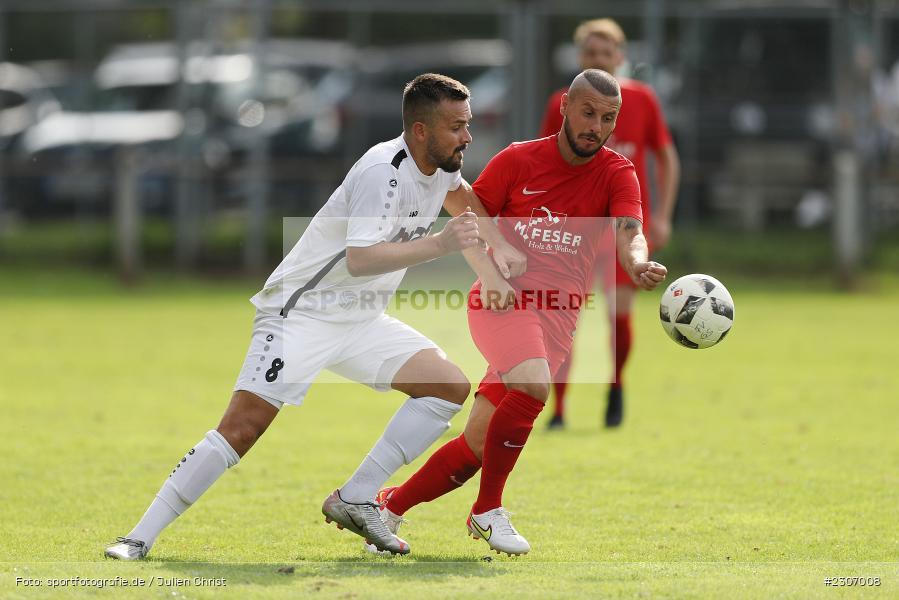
[0,217,286,269]
[1,267,898,599]
[4,218,899,279]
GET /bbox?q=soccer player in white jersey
[105,73,526,559]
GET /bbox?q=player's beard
[563,117,607,158]
[427,137,467,172]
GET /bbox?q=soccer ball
[659,274,734,349]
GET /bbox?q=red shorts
[612,259,635,287]
[468,299,576,408]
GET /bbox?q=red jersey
[538,79,672,222]
[471,136,642,327]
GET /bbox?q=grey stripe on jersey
[280,250,347,317]
[280,148,407,318]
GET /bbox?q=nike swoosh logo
[470,517,492,541]
[522,187,547,195]
[344,509,364,531]
[503,441,525,448]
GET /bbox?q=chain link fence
[0,0,897,281]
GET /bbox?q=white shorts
[234,310,441,408]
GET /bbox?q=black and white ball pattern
[660,274,734,349]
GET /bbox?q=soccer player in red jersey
[365,69,668,556]
[540,18,681,428]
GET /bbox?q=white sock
[339,396,462,502]
[127,430,239,548]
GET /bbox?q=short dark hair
[402,73,470,131]
[580,68,620,98]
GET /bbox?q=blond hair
[573,18,626,48]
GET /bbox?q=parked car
[0,62,60,152]
[344,39,512,175]
[15,44,186,214]
[15,39,358,214]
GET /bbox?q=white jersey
[251,135,462,322]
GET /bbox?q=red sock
[552,356,571,417]
[613,314,632,388]
[472,389,544,514]
[386,434,481,516]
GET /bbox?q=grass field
[1,266,898,599]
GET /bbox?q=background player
[540,18,681,428]
[371,70,667,556]
[105,74,524,560]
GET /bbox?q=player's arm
[445,184,517,310]
[459,240,517,311]
[650,143,681,249]
[345,211,479,277]
[615,216,667,291]
[444,180,527,278]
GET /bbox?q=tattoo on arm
[616,217,641,232]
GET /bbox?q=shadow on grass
[156,557,508,588]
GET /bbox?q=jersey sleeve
[538,89,565,137]
[472,144,518,216]
[345,163,402,248]
[644,87,673,152]
[608,162,644,222]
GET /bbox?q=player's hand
[490,241,527,279]
[632,261,667,291]
[479,275,516,312]
[436,207,479,253]
[649,219,672,249]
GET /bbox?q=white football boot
[467,507,530,556]
[322,489,410,555]
[363,487,407,556]
[104,537,149,560]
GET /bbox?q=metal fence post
[643,0,665,85]
[115,147,142,284]
[831,0,875,287]
[174,0,201,270]
[834,150,862,286]
[676,9,702,264]
[0,7,6,237]
[244,0,272,275]
[344,8,371,171]
[505,0,541,141]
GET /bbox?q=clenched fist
[631,261,667,291]
[435,208,479,253]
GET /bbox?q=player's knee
[414,379,469,405]
[420,368,470,405]
[432,362,471,404]
[217,419,266,457]
[443,378,471,405]
[508,381,550,403]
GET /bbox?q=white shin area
[126,430,239,549]
[339,396,462,503]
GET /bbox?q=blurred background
[0,0,898,285]
[4,3,898,584]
